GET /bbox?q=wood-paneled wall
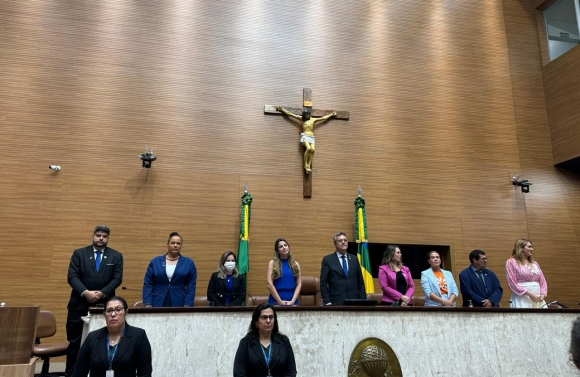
[542,45,580,164]
[1,0,579,345]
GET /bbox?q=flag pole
[355,186,374,293]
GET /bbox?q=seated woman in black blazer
[207,251,246,306]
[234,303,297,377]
[72,296,152,377]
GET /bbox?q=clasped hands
[399,295,411,307]
[84,290,104,303]
[481,299,493,308]
[528,293,545,303]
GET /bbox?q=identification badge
[106,370,114,377]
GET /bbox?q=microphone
[121,286,165,306]
[246,292,255,306]
[542,300,558,308]
[122,286,139,292]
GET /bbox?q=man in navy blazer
[459,249,503,307]
[65,225,123,376]
[320,232,366,305]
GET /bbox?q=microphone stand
[122,286,165,307]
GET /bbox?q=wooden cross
[265,88,349,197]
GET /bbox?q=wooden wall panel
[0,0,579,348]
[502,0,580,308]
[542,45,580,164]
[535,9,551,66]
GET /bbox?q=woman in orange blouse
[420,251,458,307]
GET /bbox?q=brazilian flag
[355,195,374,293]
[237,190,252,285]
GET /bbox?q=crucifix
[264,88,349,197]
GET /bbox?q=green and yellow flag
[237,190,252,280]
[355,195,374,293]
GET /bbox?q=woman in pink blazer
[378,245,415,306]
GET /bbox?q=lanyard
[106,326,124,370]
[260,343,272,373]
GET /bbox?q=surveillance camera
[139,147,157,168]
[512,177,532,193]
[48,165,61,171]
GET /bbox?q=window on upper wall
[544,0,580,61]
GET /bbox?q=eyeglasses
[259,315,274,321]
[105,307,124,316]
[336,239,348,243]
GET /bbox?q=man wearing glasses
[459,249,503,307]
[65,225,124,376]
[320,232,366,305]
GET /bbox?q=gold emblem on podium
[348,337,402,377]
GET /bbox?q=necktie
[476,270,488,293]
[95,251,102,271]
[341,255,348,276]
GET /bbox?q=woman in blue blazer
[420,251,458,307]
[142,232,197,307]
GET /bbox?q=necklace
[109,334,121,346]
[165,254,180,261]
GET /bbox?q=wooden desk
[0,358,37,377]
[0,306,39,377]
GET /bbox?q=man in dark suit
[65,225,123,376]
[459,249,503,307]
[320,232,366,305]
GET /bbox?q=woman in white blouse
[505,238,547,308]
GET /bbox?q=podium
[0,306,40,377]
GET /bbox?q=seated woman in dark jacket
[207,251,246,306]
[73,296,152,377]
[234,303,297,377]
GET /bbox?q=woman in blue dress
[267,238,302,306]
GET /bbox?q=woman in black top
[233,303,297,377]
[207,250,246,306]
[73,296,152,377]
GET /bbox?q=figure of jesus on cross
[265,88,349,197]
[275,106,337,173]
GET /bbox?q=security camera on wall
[511,172,532,193]
[139,147,157,168]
